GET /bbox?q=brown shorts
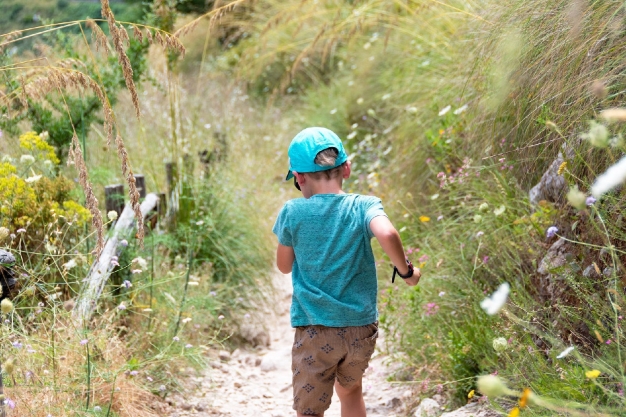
[292,322,378,415]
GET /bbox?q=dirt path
[168,277,412,417]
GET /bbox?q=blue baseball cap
[285,127,349,180]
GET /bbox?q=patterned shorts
[291,322,378,415]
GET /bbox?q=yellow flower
[557,161,567,175]
[519,388,531,408]
[508,407,520,417]
[467,389,475,399]
[419,216,430,222]
[585,369,601,379]
[19,131,60,164]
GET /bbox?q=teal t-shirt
[272,193,387,327]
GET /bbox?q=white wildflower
[453,104,468,115]
[477,375,513,398]
[356,98,364,105]
[556,346,575,359]
[493,205,506,216]
[62,259,77,270]
[329,108,337,115]
[382,93,391,100]
[25,175,42,183]
[132,257,148,269]
[407,107,418,114]
[182,317,192,323]
[591,155,626,198]
[480,283,510,315]
[0,227,9,241]
[567,185,587,209]
[107,211,118,221]
[438,105,451,116]
[580,121,609,148]
[473,214,483,223]
[492,337,508,352]
[479,202,489,211]
[20,155,35,163]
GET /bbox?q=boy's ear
[293,171,306,184]
[342,161,351,179]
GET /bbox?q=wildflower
[580,121,609,148]
[438,291,445,297]
[244,313,251,319]
[431,193,439,200]
[4,399,15,409]
[476,375,513,398]
[418,254,429,263]
[107,211,118,221]
[546,226,558,238]
[567,186,587,209]
[182,317,192,323]
[480,283,510,315]
[600,108,626,122]
[16,228,25,233]
[80,339,88,346]
[25,174,42,183]
[146,376,153,382]
[473,214,483,223]
[479,202,489,211]
[382,93,391,100]
[218,315,225,320]
[508,407,520,417]
[142,308,153,312]
[20,155,35,163]
[185,344,193,348]
[356,98,364,105]
[476,231,484,238]
[419,215,430,222]
[468,389,475,399]
[437,215,444,221]
[173,336,180,342]
[585,369,601,379]
[424,302,439,316]
[0,227,9,241]
[195,220,204,226]
[557,161,567,175]
[556,346,575,359]
[438,105,451,116]
[122,280,132,289]
[492,337,508,352]
[606,339,612,345]
[3,358,14,374]
[586,196,596,206]
[454,104,468,115]
[329,108,337,115]
[1,299,14,314]
[132,257,148,269]
[591,155,626,198]
[117,303,127,310]
[129,370,139,376]
[62,259,77,270]
[210,291,217,296]
[519,388,532,408]
[131,269,142,274]
[483,256,489,264]
[120,239,128,247]
[159,385,166,392]
[407,106,418,113]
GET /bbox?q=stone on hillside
[529,147,572,206]
[239,323,271,347]
[260,354,279,372]
[218,350,231,361]
[538,238,570,274]
[440,402,499,417]
[413,398,440,417]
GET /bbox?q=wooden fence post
[134,175,146,199]
[104,184,124,219]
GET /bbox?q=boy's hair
[308,148,345,180]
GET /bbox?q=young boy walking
[273,127,420,417]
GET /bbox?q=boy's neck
[306,179,344,197]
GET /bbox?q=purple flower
[586,196,597,206]
[120,239,128,247]
[16,228,26,233]
[546,226,558,238]
[117,303,127,310]
[146,376,153,382]
[185,344,193,348]
[130,370,139,376]
[159,385,166,392]
[12,341,22,349]
[483,256,489,264]
[173,336,180,342]
[209,291,217,296]
[122,280,132,289]
[4,399,15,409]
[80,339,88,346]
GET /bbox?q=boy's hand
[403,268,421,286]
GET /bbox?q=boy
[273,127,420,417]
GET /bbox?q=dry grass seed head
[132,25,144,43]
[86,19,110,54]
[114,134,144,244]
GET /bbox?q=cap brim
[285,170,294,180]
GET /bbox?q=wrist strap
[392,259,414,283]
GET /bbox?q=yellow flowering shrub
[0,163,37,225]
[19,131,60,165]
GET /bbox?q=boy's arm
[370,216,421,286]
[276,243,295,274]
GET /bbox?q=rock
[194,404,206,412]
[432,394,445,406]
[603,267,615,277]
[538,238,570,274]
[583,265,600,278]
[239,323,271,347]
[231,348,242,358]
[386,397,402,408]
[255,357,262,366]
[234,381,242,388]
[181,403,193,411]
[440,402,499,417]
[414,398,440,417]
[529,147,571,206]
[260,355,278,372]
[271,413,286,417]
[218,350,231,361]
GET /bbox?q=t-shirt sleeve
[272,204,293,247]
[364,196,388,239]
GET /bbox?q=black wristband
[392,259,414,283]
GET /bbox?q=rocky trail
[167,277,497,417]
